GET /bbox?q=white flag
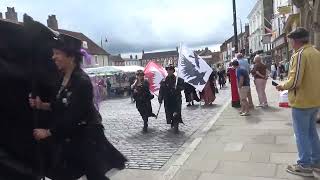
[177,44,213,92]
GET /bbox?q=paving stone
[224,142,243,152]
[218,135,275,144]
[276,135,296,144]
[204,151,251,162]
[172,169,201,180]
[214,161,277,177]
[242,143,297,153]
[100,88,231,169]
[198,173,286,180]
[250,152,270,163]
[270,153,297,164]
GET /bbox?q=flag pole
[175,42,182,89]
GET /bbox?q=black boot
[143,120,148,132]
[174,123,179,134]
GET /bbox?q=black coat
[158,75,184,124]
[184,83,199,103]
[132,79,155,118]
[48,68,127,179]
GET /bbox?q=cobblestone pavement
[100,87,231,170]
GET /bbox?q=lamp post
[232,0,239,53]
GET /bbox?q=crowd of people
[3,14,320,180]
[227,27,320,178]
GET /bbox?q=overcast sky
[1,0,256,55]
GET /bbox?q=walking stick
[156,103,162,119]
[26,21,45,180]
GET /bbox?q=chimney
[5,7,18,22]
[47,15,58,29]
[142,50,145,55]
[118,54,121,57]
[0,13,3,19]
[176,46,178,52]
[130,55,133,59]
[135,55,138,59]
[205,47,209,51]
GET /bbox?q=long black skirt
[48,125,127,180]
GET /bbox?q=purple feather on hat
[80,48,92,65]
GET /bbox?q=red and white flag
[144,61,167,94]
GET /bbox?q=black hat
[136,70,144,75]
[165,64,175,70]
[231,60,239,67]
[52,33,82,55]
[287,27,309,39]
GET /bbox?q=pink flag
[144,61,167,94]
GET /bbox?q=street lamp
[232,0,239,53]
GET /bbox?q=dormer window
[82,41,88,49]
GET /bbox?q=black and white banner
[177,44,213,92]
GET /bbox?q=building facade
[195,47,222,67]
[220,25,250,63]
[291,0,320,49]
[109,54,125,66]
[124,55,141,66]
[271,0,298,64]
[141,48,179,67]
[248,0,274,55]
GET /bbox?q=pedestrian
[106,77,111,98]
[232,60,250,116]
[129,75,136,103]
[228,61,241,108]
[279,63,285,81]
[217,66,226,89]
[276,27,320,177]
[271,62,277,80]
[184,82,200,107]
[29,32,127,180]
[200,71,216,105]
[131,70,156,132]
[236,53,254,109]
[251,55,268,107]
[158,64,184,133]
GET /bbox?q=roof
[142,50,178,59]
[123,58,140,62]
[195,48,213,56]
[57,29,110,56]
[109,55,125,62]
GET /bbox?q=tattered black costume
[132,79,156,131]
[0,15,127,180]
[158,74,184,132]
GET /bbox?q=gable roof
[57,29,110,56]
[109,55,125,62]
[142,50,178,59]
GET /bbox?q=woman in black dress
[29,33,127,180]
[131,70,156,132]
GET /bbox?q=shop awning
[111,66,144,73]
[84,66,122,76]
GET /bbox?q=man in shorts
[232,60,250,116]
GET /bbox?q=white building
[124,55,141,66]
[248,0,274,54]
